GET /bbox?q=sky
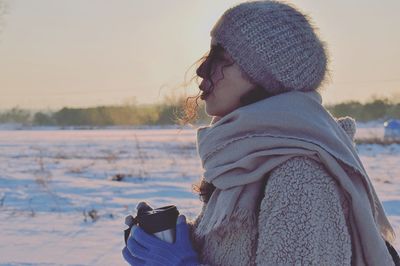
[0,0,399,110]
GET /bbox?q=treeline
[0,97,209,126]
[1,97,399,126]
[326,98,400,122]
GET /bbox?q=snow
[0,126,399,265]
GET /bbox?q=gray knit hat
[211,0,328,94]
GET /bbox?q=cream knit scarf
[195,91,395,266]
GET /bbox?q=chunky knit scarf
[195,91,395,266]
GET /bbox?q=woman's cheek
[211,66,226,85]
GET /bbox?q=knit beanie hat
[211,0,328,94]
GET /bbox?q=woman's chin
[205,106,225,117]
[205,105,218,117]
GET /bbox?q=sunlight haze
[0,0,399,109]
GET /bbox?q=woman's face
[196,39,256,117]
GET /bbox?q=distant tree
[157,93,210,125]
[33,112,55,125]
[386,102,400,119]
[157,94,186,125]
[53,107,84,126]
[326,97,400,122]
[0,107,31,124]
[363,97,389,120]
[326,101,363,120]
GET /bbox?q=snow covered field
[0,125,399,265]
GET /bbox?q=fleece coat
[190,155,354,265]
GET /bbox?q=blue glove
[122,215,199,266]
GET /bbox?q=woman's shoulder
[267,155,339,189]
[262,155,350,219]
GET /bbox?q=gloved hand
[122,215,199,266]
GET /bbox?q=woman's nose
[196,59,207,78]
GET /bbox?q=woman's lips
[200,89,210,100]
[199,81,211,100]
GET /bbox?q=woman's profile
[123,1,398,265]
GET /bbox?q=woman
[123,1,397,265]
